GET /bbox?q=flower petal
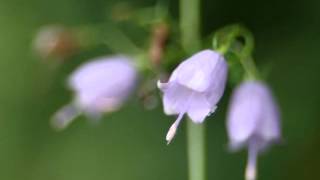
[187,94,211,123]
[256,88,281,142]
[227,81,281,148]
[162,82,192,115]
[169,50,223,92]
[69,55,136,95]
[206,56,228,105]
[227,87,262,145]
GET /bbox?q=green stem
[213,24,259,79]
[187,120,206,180]
[239,56,259,80]
[180,0,205,180]
[180,0,201,52]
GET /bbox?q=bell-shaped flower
[158,49,228,144]
[52,55,138,130]
[227,80,281,180]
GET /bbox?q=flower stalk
[212,24,259,80]
[187,121,206,180]
[180,0,206,180]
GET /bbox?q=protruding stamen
[166,112,185,144]
[166,124,177,144]
[245,142,259,180]
[51,103,81,130]
[245,163,256,180]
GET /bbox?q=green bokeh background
[0,0,319,179]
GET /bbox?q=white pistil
[51,103,81,130]
[245,142,258,180]
[245,163,256,180]
[166,112,185,144]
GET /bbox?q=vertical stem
[180,0,201,52]
[180,0,205,180]
[187,121,206,180]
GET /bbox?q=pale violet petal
[187,94,211,123]
[227,84,263,145]
[255,85,281,142]
[169,50,223,92]
[227,81,281,149]
[163,82,193,115]
[67,55,137,116]
[206,56,228,106]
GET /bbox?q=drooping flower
[158,49,228,143]
[227,80,281,180]
[52,55,138,130]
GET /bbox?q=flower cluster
[156,49,281,179]
[43,21,281,180]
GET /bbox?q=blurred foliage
[0,0,319,179]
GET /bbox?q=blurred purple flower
[52,55,138,130]
[227,81,281,180]
[158,50,228,143]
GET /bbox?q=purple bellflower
[227,81,281,180]
[52,55,137,130]
[158,50,228,144]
